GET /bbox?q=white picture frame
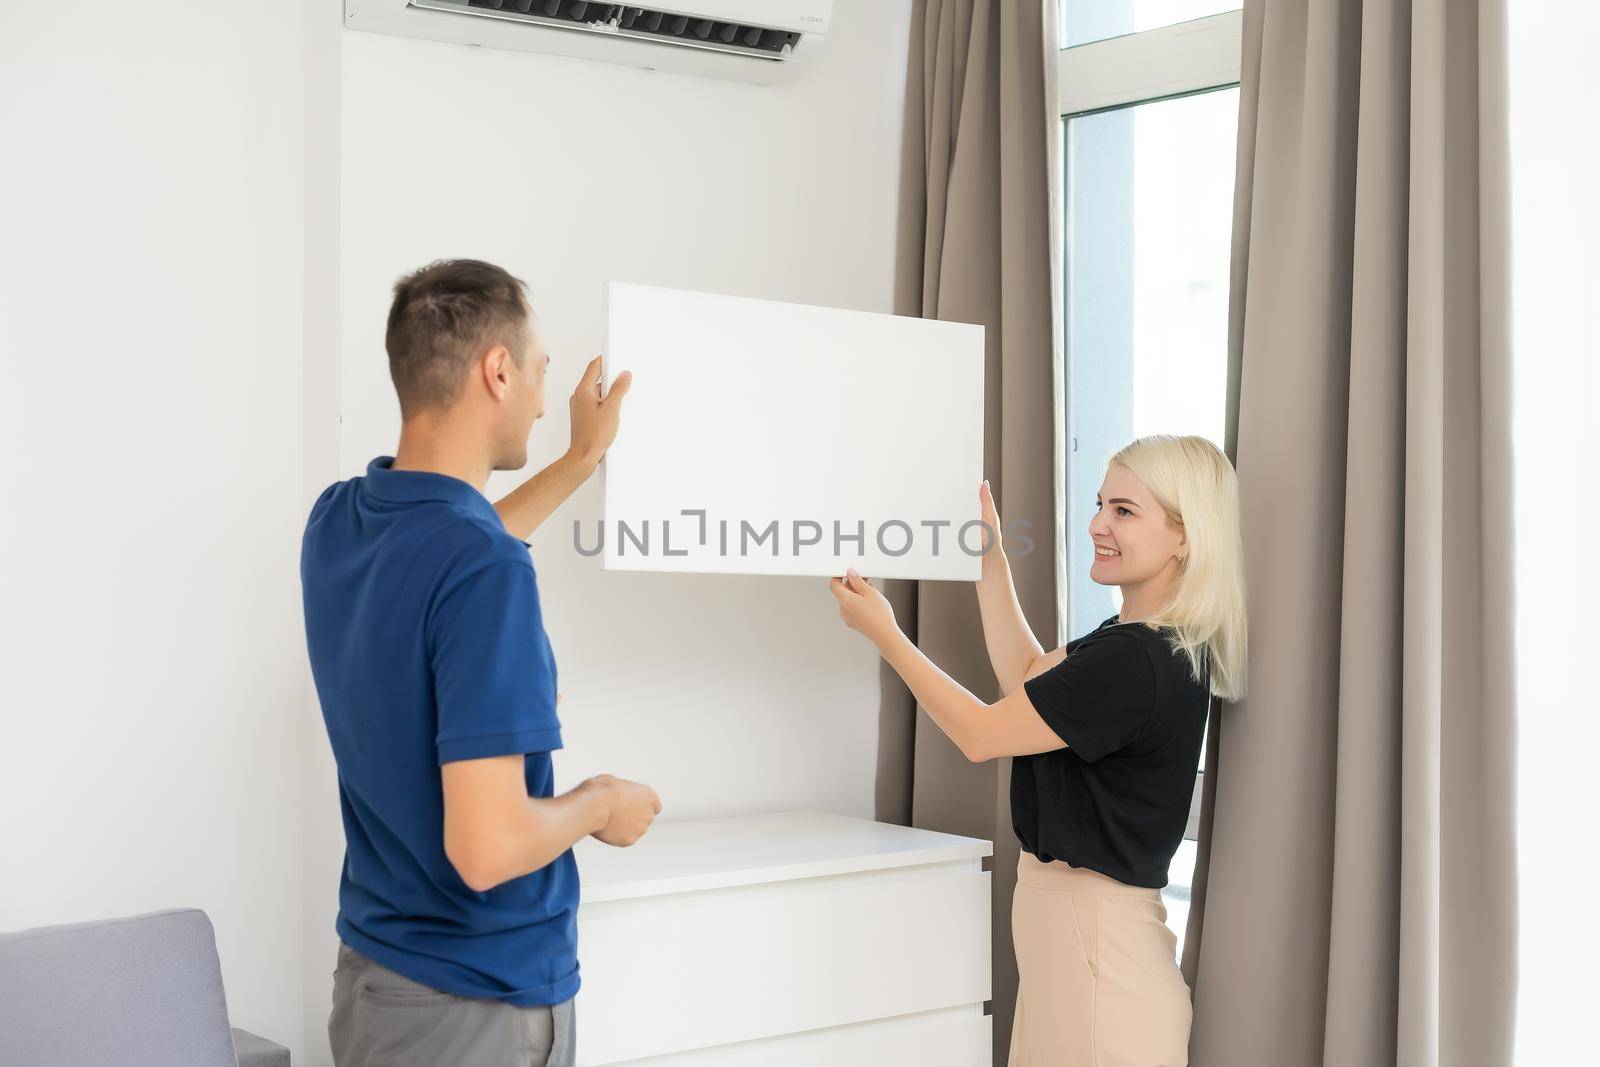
[600,282,986,581]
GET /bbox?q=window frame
[1057,10,1244,116]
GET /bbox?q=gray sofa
[0,908,290,1066]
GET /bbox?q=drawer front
[600,1006,991,1066]
[575,861,990,1065]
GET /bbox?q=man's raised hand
[568,355,632,467]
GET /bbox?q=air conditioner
[343,1,834,84]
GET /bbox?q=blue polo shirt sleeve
[428,556,562,764]
[1022,629,1156,763]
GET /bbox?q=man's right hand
[585,773,661,847]
[568,355,632,467]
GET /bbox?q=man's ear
[481,344,512,401]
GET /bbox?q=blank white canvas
[601,282,985,581]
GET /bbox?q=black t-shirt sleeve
[1022,629,1157,763]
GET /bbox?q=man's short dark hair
[385,259,530,417]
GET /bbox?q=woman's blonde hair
[1106,435,1248,702]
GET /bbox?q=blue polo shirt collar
[362,456,500,524]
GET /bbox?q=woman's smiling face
[1088,462,1186,587]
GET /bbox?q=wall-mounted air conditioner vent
[344,0,834,84]
[440,2,804,59]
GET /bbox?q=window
[1056,5,1242,948]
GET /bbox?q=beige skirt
[1009,851,1193,1067]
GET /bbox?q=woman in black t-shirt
[830,434,1247,1067]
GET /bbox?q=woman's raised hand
[979,480,1005,561]
[828,568,901,646]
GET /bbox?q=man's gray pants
[329,941,576,1066]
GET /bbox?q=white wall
[301,6,913,1063]
[0,2,309,1061]
[1508,2,1600,1062]
[0,6,913,1062]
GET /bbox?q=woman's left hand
[829,569,900,646]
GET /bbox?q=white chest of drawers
[571,810,993,1066]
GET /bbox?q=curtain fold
[1181,1,1518,1064]
[883,2,1062,1062]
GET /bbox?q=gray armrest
[1,909,239,1066]
[232,1027,291,1067]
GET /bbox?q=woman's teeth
[1095,547,1120,558]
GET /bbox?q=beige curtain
[881,2,1061,1063]
[1182,1,1518,1064]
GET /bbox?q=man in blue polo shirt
[302,259,661,1067]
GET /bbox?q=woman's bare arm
[974,482,1047,691]
[831,570,1067,763]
